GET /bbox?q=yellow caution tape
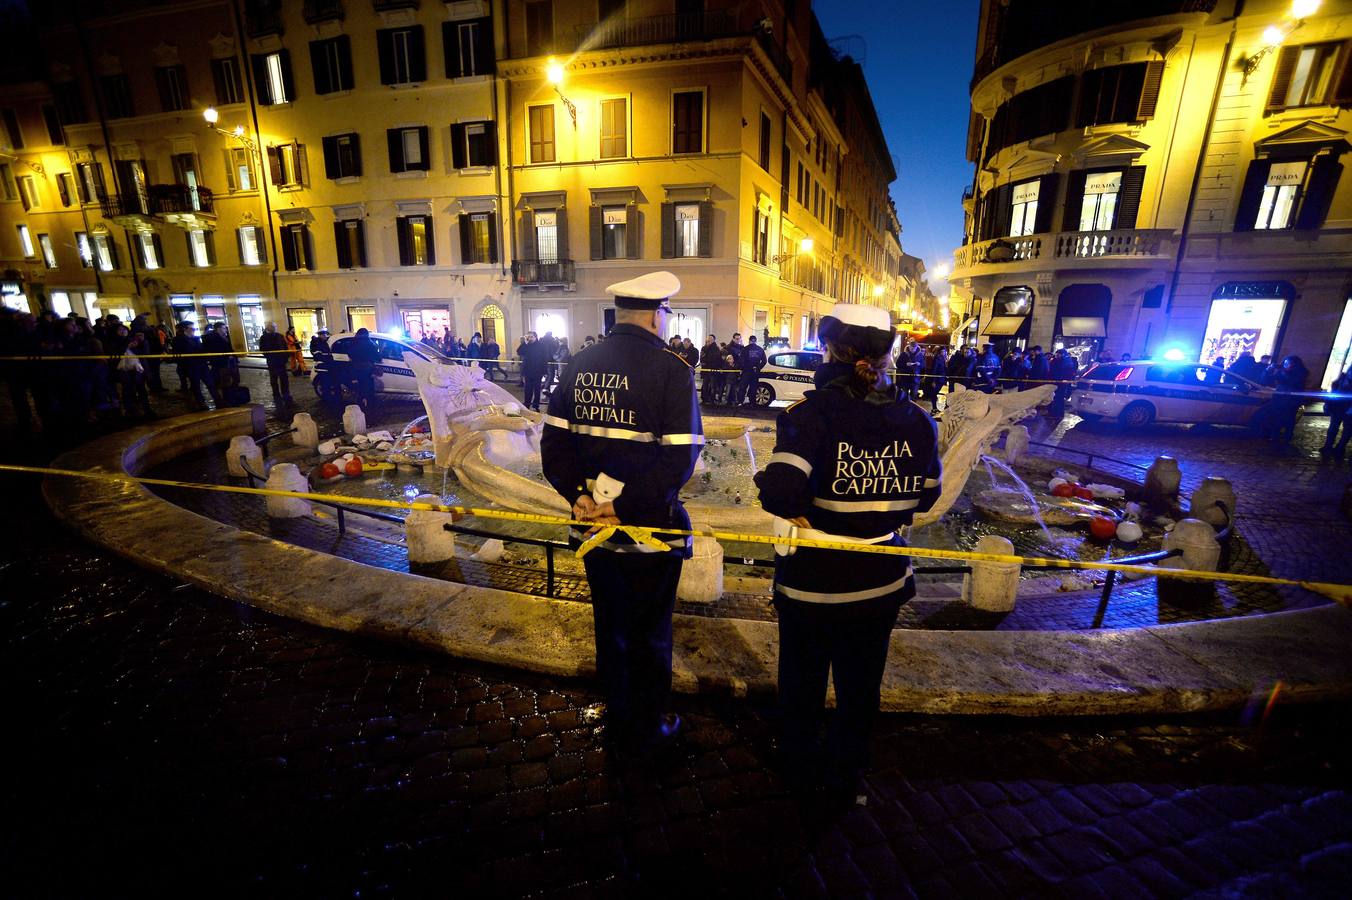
[5,462,1350,606]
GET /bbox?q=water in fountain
[980,453,1055,546]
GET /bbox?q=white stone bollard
[677,532,724,604]
[1144,456,1182,508]
[226,435,264,479]
[1188,476,1235,528]
[1003,425,1029,466]
[1158,517,1221,604]
[405,493,458,564]
[291,412,319,449]
[1161,518,1221,573]
[963,535,1020,612]
[342,404,367,438]
[264,463,312,518]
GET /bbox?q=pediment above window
[1072,133,1151,167]
[1256,120,1350,157]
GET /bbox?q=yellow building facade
[2,0,904,358]
[951,0,1352,388]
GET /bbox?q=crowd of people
[889,341,1084,412]
[696,332,768,407]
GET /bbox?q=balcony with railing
[951,228,1175,276]
[100,192,154,228]
[570,8,739,52]
[304,0,343,24]
[152,183,215,229]
[372,0,418,11]
[244,1,284,38]
[512,259,575,288]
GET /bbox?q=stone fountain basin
[41,407,1352,715]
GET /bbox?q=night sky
[816,0,979,286]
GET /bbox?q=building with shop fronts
[950,0,1352,389]
[498,0,901,348]
[2,0,905,357]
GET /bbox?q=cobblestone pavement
[3,370,1352,896]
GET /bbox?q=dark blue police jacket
[541,324,703,556]
[755,362,942,605]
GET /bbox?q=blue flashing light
[1161,347,1187,362]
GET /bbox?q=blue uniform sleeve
[540,361,587,507]
[754,400,826,520]
[612,362,702,524]
[915,416,943,515]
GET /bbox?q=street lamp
[202,106,258,152]
[1241,0,1321,84]
[771,237,814,266]
[931,262,950,280]
[546,59,578,129]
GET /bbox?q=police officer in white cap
[541,271,703,752]
[755,302,942,803]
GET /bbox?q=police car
[1070,360,1283,428]
[749,349,823,407]
[312,332,459,403]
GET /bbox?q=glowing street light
[872,284,884,298]
[1262,24,1286,46]
[202,106,219,124]
[546,61,565,85]
[546,58,577,128]
[202,106,257,152]
[799,237,814,253]
[931,262,950,280]
[1291,0,1321,18]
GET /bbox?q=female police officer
[755,302,942,802]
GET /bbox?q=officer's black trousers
[774,593,903,786]
[583,551,683,740]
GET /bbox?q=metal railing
[443,522,570,600]
[304,0,343,23]
[511,259,575,287]
[100,192,152,220]
[572,8,739,51]
[151,183,215,216]
[954,229,1174,270]
[1026,439,1149,474]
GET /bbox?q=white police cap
[824,302,892,331]
[819,302,897,358]
[606,271,681,308]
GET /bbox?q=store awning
[1059,316,1106,337]
[982,315,1028,336]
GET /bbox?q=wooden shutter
[697,200,713,257]
[1137,61,1164,119]
[475,18,495,76]
[409,26,427,82]
[278,50,295,102]
[626,208,641,259]
[992,183,1013,238]
[442,22,460,78]
[336,36,352,90]
[451,123,467,169]
[237,227,247,264]
[1295,156,1343,229]
[354,221,366,267]
[416,127,430,171]
[387,128,404,172]
[322,135,339,179]
[184,231,194,264]
[334,220,350,268]
[302,226,314,270]
[151,233,163,267]
[1233,159,1272,232]
[660,202,675,258]
[281,226,298,270]
[394,217,408,265]
[1114,166,1147,229]
[92,163,106,199]
[518,209,535,261]
[555,208,569,261]
[1334,41,1352,106]
[1061,170,1088,232]
[107,235,119,269]
[482,123,497,166]
[205,231,216,266]
[57,175,70,206]
[251,54,271,105]
[1266,46,1299,111]
[1032,174,1059,234]
[377,31,396,84]
[487,212,498,264]
[348,134,362,176]
[589,206,602,260]
[310,41,332,94]
[458,214,473,263]
[266,146,283,185]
